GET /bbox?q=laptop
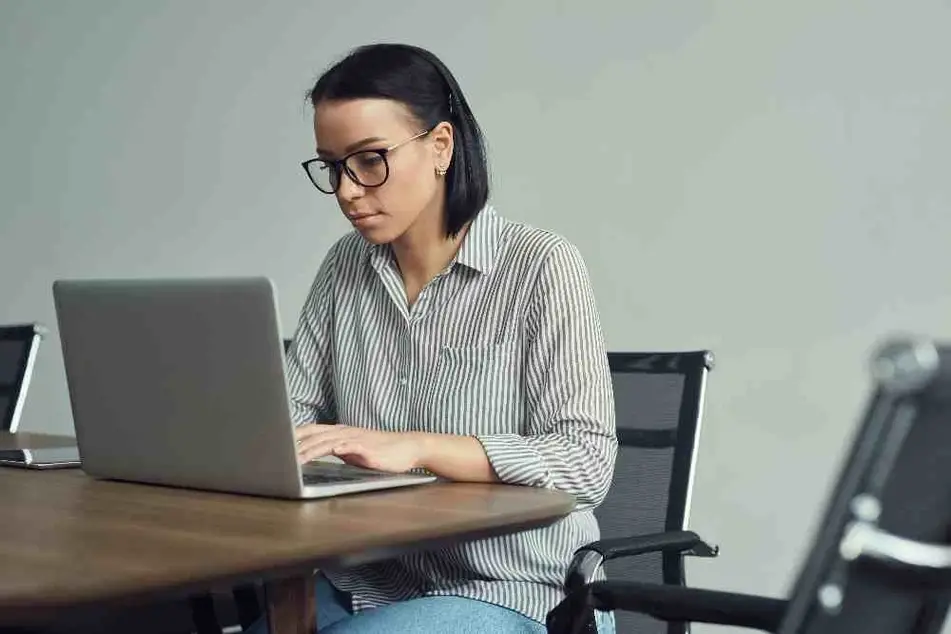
[0,446,82,470]
[52,277,436,499]
[0,323,45,433]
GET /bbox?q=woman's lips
[349,213,382,228]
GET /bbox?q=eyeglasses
[302,129,432,194]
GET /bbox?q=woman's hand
[295,423,499,482]
[294,423,423,473]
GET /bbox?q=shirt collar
[365,204,502,275]
[454,204,501,274]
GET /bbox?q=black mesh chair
[548,336,951,634]
[192,348,721,633]
[557,351,719,634]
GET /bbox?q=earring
[435,165,447,176]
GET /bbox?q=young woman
[255,43,617,634]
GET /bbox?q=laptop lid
[52,277,307,498]
[0,324,45,433]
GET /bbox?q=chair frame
[561,351,719,634]
[192,348,722,633]
[550,337,951,634]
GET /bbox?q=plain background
[1,1,949,631]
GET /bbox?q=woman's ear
[431,121,454,171]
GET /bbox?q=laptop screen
[0,326,42,432]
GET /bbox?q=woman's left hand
[294,423,424,473]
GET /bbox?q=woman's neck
[391,220,468,306]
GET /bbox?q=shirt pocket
[422,342,523,436]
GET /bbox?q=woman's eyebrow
[316,136,387,157]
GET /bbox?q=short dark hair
[308,43,489,237]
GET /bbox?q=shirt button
[399,376,408,386]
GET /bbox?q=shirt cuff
[475,433,550,488]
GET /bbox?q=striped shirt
[284,204,617,624]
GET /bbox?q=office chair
[548,336,951,634]
[193,348,721,633]
[555,351,719,634]
[0,324,45,433]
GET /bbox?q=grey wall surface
[1,1,949,630]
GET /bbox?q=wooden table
[0,432,575,632]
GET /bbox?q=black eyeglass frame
[301,128,432,194]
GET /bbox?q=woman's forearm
[413,432,499,483]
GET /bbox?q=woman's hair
[308,43,489,237]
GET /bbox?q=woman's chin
[354,222,398,245]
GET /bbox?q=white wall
[2,1,949,630]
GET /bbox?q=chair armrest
[566,530,719,591]
[589,529,719,560]
[547,580,787,634]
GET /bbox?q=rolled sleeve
[477,241,617,509]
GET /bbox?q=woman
[261,43,617,634]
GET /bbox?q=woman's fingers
[293,424,382,465]
[297,428,351,462]
[298,438,339,463]
[332,441,362,458]
[294,424,347,453]
[297,425,362,462]
[333,442,372,469]
[293,422,338,442]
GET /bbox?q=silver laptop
[0,323,45,433]
[52,277,436,499]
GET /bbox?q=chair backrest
[778,337,951,634]
[597,351,714,634]
[0,324,45,432]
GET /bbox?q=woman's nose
[336,170,365,201]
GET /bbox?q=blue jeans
[245,574,615,633]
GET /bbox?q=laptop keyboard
[301,462,396,485]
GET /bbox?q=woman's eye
[354,153,384,169]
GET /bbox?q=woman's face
[313,98,453,245]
